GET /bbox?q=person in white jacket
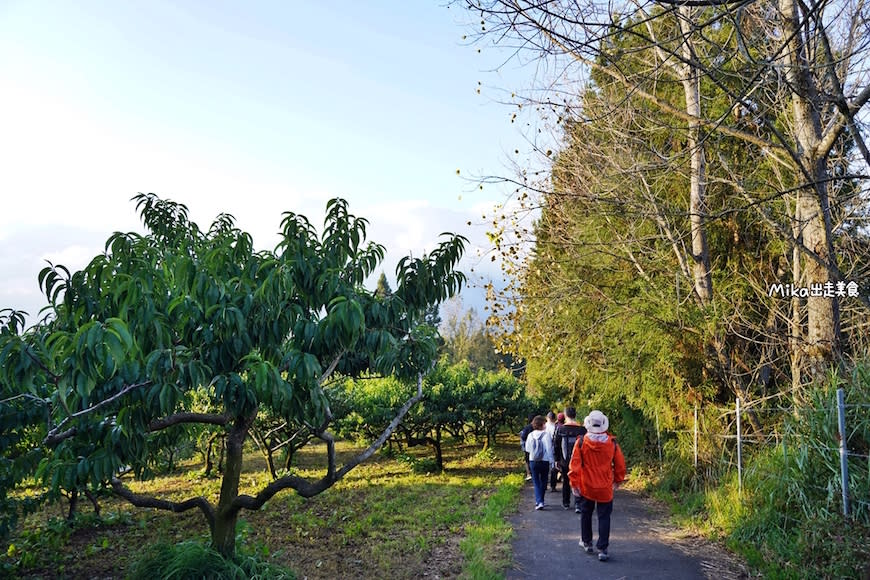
[525,415,555,509]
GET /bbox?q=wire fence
[654,387,870,522]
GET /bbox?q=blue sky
[0,1,539,323]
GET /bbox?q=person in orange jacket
[568,410,626,562]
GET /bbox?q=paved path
[507,481,748,580]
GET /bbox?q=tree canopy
[0,194,467,557]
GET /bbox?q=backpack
[561,432,580,463]
[555,425,585,464]
[529,434,545,461]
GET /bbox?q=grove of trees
[465,0,870,426]
[336,358,531,471]
[0,194,467,558]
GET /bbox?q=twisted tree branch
[229,374,425,515]
[110,477,216,535]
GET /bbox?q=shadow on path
[507,481,749,579]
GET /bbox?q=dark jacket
[554,423,586,466]
[519,424,534,451]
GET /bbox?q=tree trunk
[283,444,295,472]
[204,432,218,476]
[251,428,278,480]
[433,428,443,472]
[679,6,713,305]
[790,197,805,398]
[265,448,277,480]
[84,489,100,516]
[212,418,250,559]
[798,182,839,373]
[779,0,841,380]
[67,489,78,521]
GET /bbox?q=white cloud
[0,78,509,328]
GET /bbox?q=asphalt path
[506,480,748,580]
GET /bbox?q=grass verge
[460,472,524,579]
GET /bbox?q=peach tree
[0,194,466,557]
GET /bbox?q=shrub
[396,453,440,474]
[127,540,295,580]
[702,363,870,578]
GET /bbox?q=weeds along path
[507,484,750,579]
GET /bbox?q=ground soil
[506,481,754,579]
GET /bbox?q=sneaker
[580,542,594,554]
[535,503,544,510]
[525,475,533,481]
[575,507,582,514]
[598,550,609,561]
[562,504,571,510]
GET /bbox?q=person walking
[545,411,558,491]
[568,410,626,562]
[554,406,586,512]
[519,413,536,481]
[552,411,567,488]
[525,415,555,510]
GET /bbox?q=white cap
[584,410,609,434]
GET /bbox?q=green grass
[630,371,870,580]
[460,473,523,579]
[644,449,870,580]
[1,434,524,579]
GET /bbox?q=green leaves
[337,359,530,455]
[38,262,70,306]
[2,194,469,540]
[395,234,468,311]
[322,296,365,350]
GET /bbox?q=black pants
[549,464,559,490]
[580,497,613,551]
[560,464,580,508]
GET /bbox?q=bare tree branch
[318,349,346,386]
[0,392,48,406]
[43,380,152,446]
[229,374,425,514]
[110,477,215,534]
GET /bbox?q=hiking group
[520,408,627,562]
